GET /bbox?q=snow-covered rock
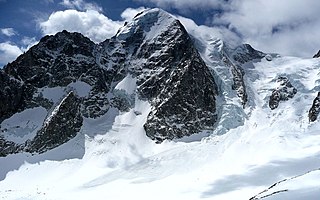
[26,91,83,154]
[313,50,320,58]
[269,76,297,110]
[309,92,320,122]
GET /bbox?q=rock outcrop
[219,43,265,107]
[0,71,24,122]
[309,92,320,122]
[26,91,83,154]
[269,77,297,110]
[313,50,320,58]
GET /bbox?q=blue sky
[1,0,320,66]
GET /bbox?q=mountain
[1,8,320,200]
[313,50,320,58]
[0,9,218,154]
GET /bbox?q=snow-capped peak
[115,8,177,41]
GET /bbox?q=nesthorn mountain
[1,8,320,200]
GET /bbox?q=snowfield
[1,13,320,199]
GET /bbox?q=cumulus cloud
[121,7,146,21]
[137,0,320,57]
[1,28,17,37]
[39,9,122,42]
[38,6,151,43]
[212,0,320,56]
[0,42,23,66]
[60,0,103,12]
[177,16,241,48]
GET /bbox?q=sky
[0,0,320,66]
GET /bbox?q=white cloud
[0,42,23,66]
[212,0,320,56]
[39,9,123,42]
[121,7,146,21]
[1,28,17,37]
[60,0,103,12]
[21,37,38,52]
[177,15,241,48]
[38,7,151,43]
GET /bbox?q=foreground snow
[1,54,320,200]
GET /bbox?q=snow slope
[1,107,47,144]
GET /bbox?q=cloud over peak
[39,9,122,43]
[121,7,146,21]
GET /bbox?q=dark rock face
[313,50,320,58]
[230,44,265,107]
[0,92,83,155]
[3,30,110,119]
[144,51,217,142]
[0,71,24,122]
[269,77,297,110]
[81,90,110,118]
[222,57,248,107]
[0,31,103,156]
[26,92,83,153]
[117,11,217,142]
[231,65,247,108]
[231,44,266,64]
[5,30,96,88]
[308,92,320,122]
[219,44,265,107]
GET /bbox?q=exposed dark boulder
[313,50,320,58]
[309,92,320,122]
[269,77,297,110]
